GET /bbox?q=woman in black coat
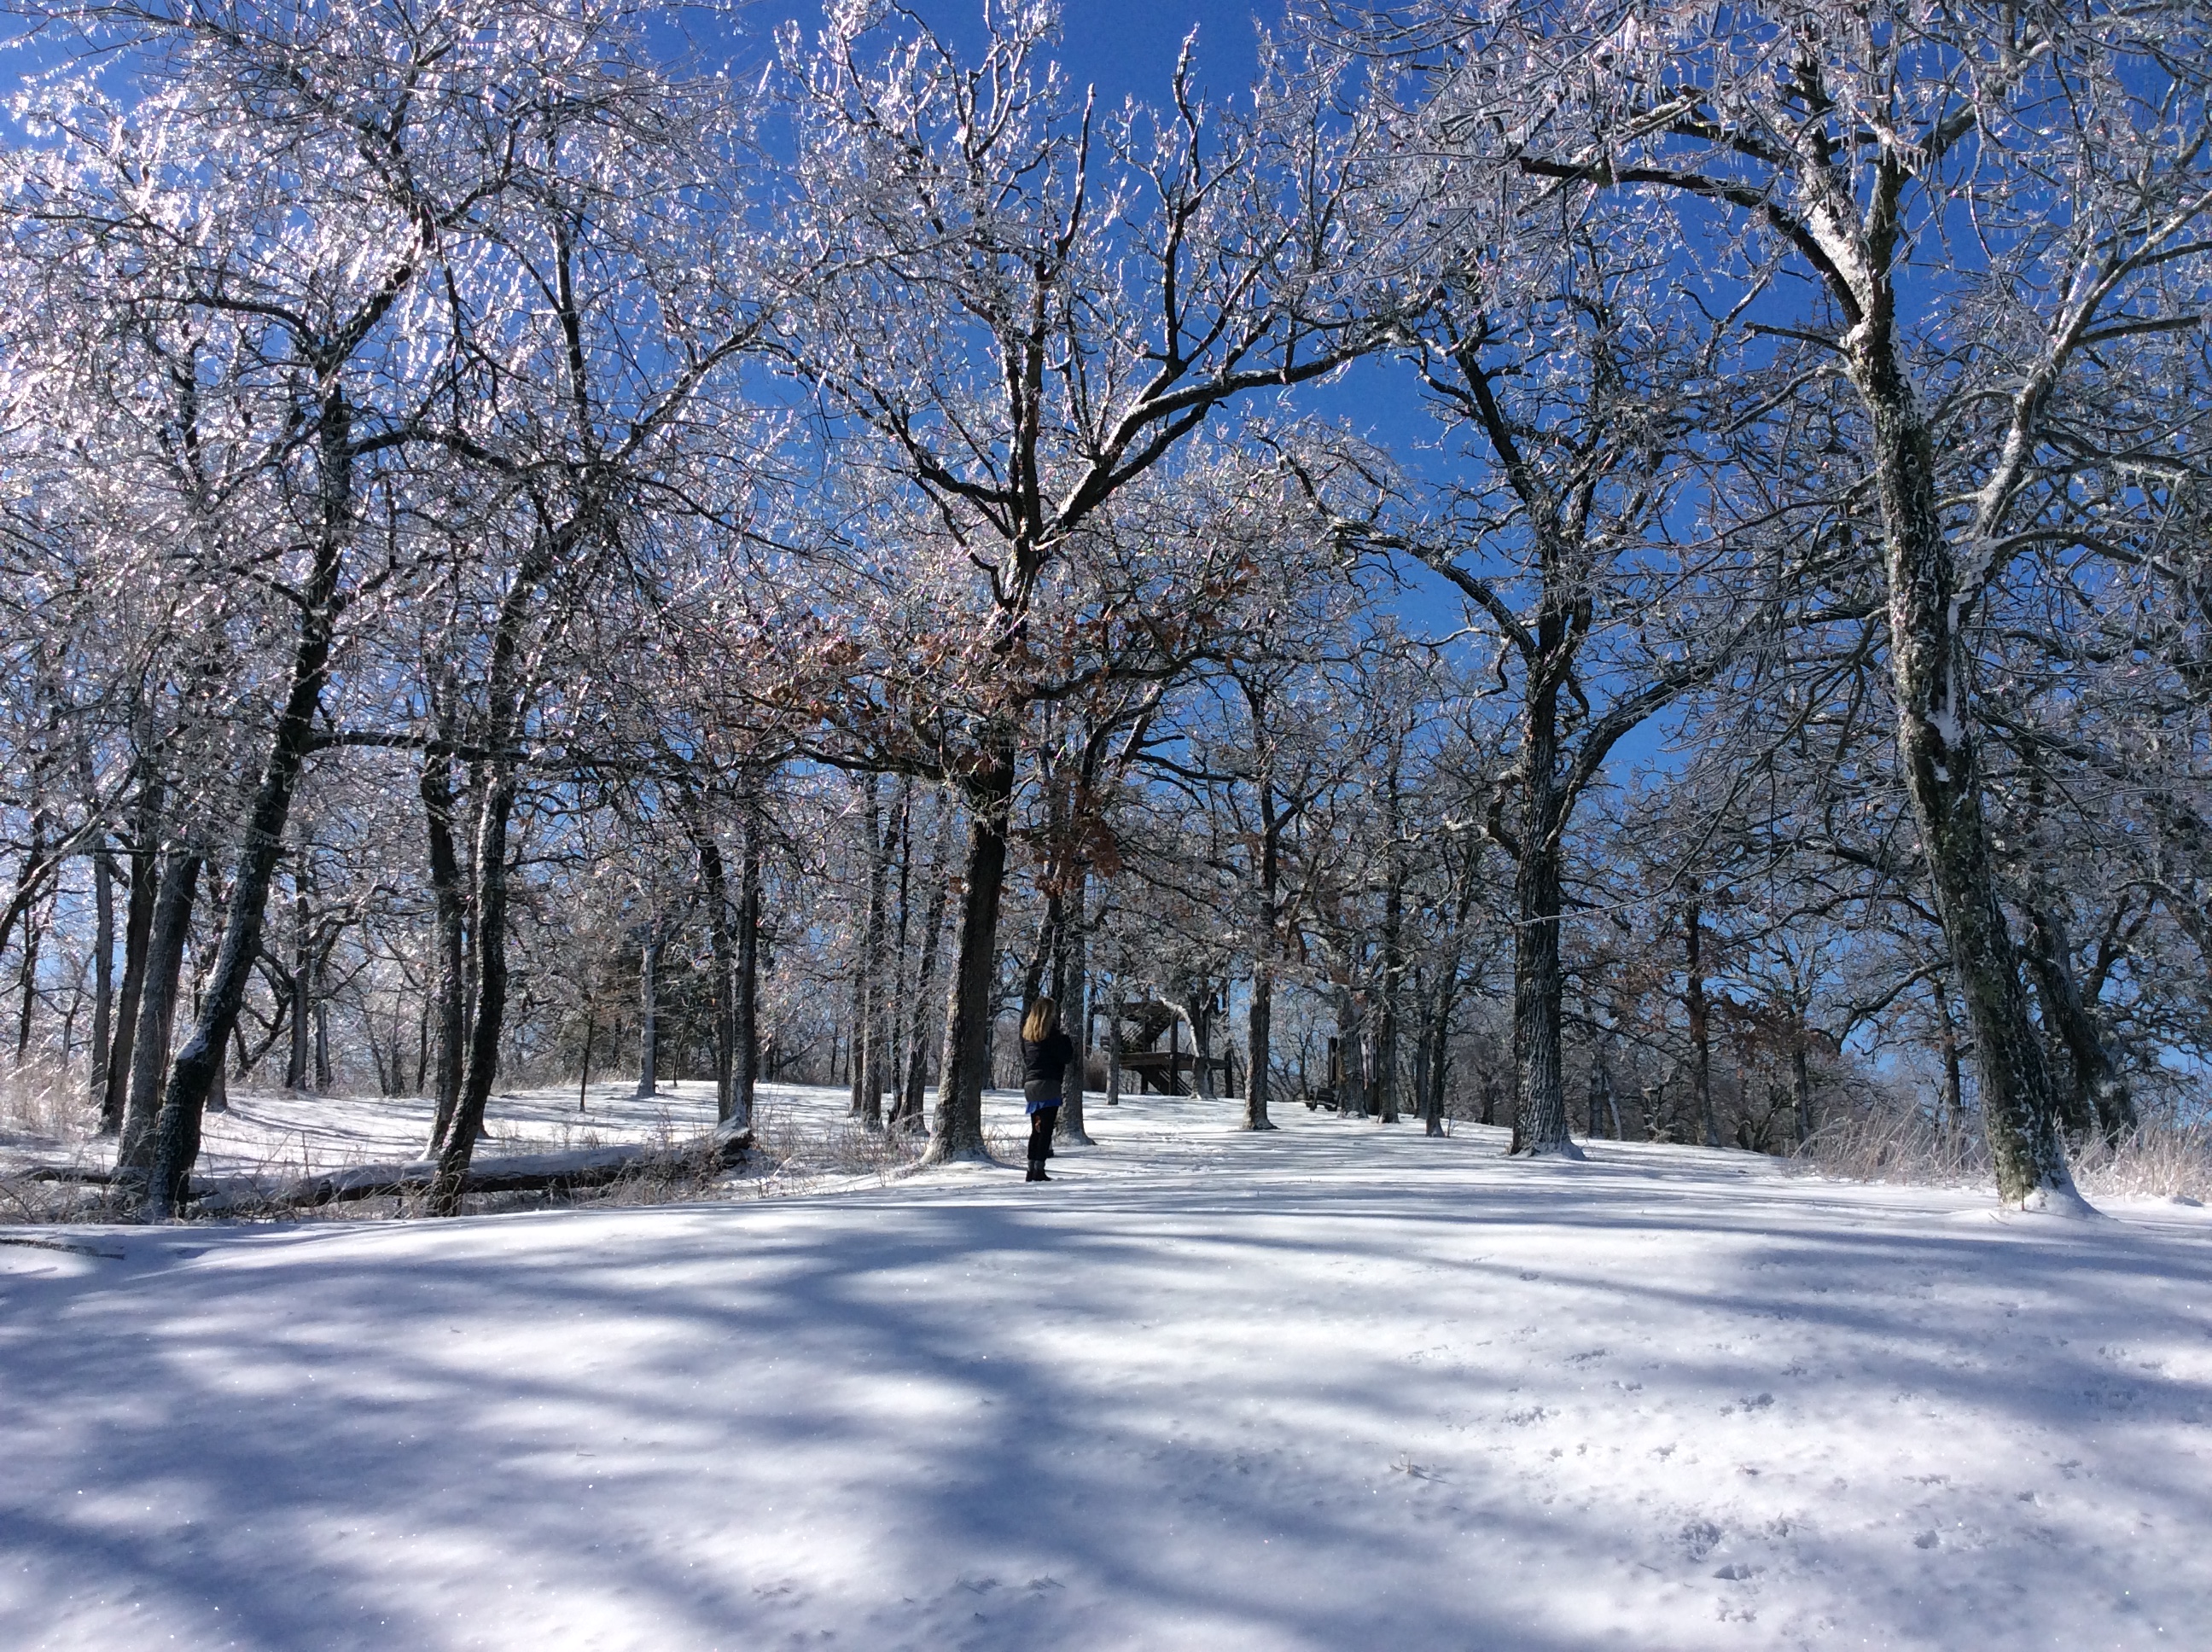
[1019,997,1073,1182]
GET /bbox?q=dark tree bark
[897,830,951,1130]
[923,746,1014,1165]
[884,777,914,1127]
[731,800,763,1131]
[421,740,469,1155]
[116,844,201,1177]
[1104,974,1124,1106]
[146,373,362,1219]
[197,869,233,1114]
[1423,841,1483,1137]
[1790,1016,1815,1147]
[1421,992,1451,1135]
[1685,901,1720,1149]
[578,1005,595,1112]
[423,508,569,1213]
[1245,745,1284,1131]
[1248,960,1276,1131]
[89,842,114,1118]
[1377,747,1406,1126]
[100,768,161,1136]
[285,867,314,1091]
[2025,898,2136,1145]
[1509,829,1574,1156]
[1853,305,2076,1205]
[637,920,663,1098]
[1054,875,1094,1145]
[854,774,890,1128]
[686,803,737,1125]
[15,811,46,1059]
[427,759,523,1216]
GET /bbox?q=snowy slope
[4,1088,2209,1650]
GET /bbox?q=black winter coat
[1021,1032,1074,1101]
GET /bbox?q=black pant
[1027,1106,1059,1164]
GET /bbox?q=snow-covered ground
[4,1085,2210,1650]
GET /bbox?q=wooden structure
[1099,999,1231,1096]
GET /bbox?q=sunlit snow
[5,1085,2209,1649]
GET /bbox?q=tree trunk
[855,775,889,1128]
[1104,974,1123,1107]
[897,800,950,1131]
[10,808,48,1061]
[89,843,114,1117]
[1508,823,1579,1158]
[100,771,161,1136]
[1686,901,1719,1148]
[1249,961,1276,1131]
[286,877,313,1091]
[691,816,736,1125]
[1854,331,2075,1206]
[427,766,521,1215]
[1422,974,1452,1137]
[923,748,1013,1165]
[116,844,201,1176]
[1933,976,1965,1134]
[1790,1020,1814,1147]
[637,922,662,1098]
[197,870,232,1114]
[2025,899,2136,1145]
[1055,877,1094,1145]
[884,778,914,1127]
[732,801,763,1131]
[15,845,43,1061]
[421,742,469,1155]
[422,509,572,1213]
[1190,991,1218,1101]
[1377,749,1406,1123]
[1422,844,1477,1137]
[579,1005,595,1112]
[145,380,353,1219]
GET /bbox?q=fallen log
[189,1127,754,1216]
[18,1164,118,1186]
[0,1234,127,1259]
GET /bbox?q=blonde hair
[1022,997,1060,1042]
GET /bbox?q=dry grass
[2069,1120,2212,1203]
[1792,1105,1989,1188]
[0,1060,96,1147]
[1794,1096,2212,1203]
[737,1100,927,1195]
[0,1061,116,1224]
